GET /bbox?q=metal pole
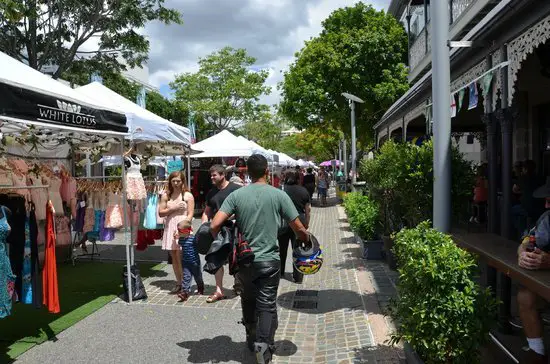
[351,100,357,188]
[85,152,91,177]
[121,139,133,303]
[338,141,342,168]
[343,138,348,185]
[431,0,451,232]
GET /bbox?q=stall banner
[167,159,183,174]
[0,83,128,133]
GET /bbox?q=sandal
[206,291,226,303]
[177,291,189,302]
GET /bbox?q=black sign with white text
[0,82,127,133]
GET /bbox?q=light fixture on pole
[342,92,364,190]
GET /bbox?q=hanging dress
[29,176,48,221]
[42,201,60,314]
[125,156,147,200]
[143,193,159,230]
[21,214,32,304]
[45,177,64,216]
[0,206,16,318]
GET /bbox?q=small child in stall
[175,219,204,302]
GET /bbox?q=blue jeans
[182,263,203,293]
[179,235,203,293]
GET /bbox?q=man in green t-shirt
[211,154,309,364]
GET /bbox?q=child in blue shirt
[177,220,204,302]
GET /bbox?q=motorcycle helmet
[293,233,323,275]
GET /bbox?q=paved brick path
[113,194,404,363]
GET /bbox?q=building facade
[376,0,550,236]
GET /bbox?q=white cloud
[145,0,390,104]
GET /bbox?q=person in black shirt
[279,170,311,283]
[302,167,316,200]
[201,164,241,302]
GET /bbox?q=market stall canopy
[320,160,342,167]
[235,136,273,161]
[276,152,298,166]
[192,130,257,158]
[0,52,127,135]
[76,82,191,146]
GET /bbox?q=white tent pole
[121,139,133,303]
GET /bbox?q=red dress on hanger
[43,201,60,314]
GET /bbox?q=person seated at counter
[517,177,550,363]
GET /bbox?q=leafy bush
[388,222,498,363]
[343,192,380,240]
[360,140,475,232]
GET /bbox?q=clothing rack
[0,185,50,189]
[74,176,123,180]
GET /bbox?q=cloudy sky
[144,0,390,105]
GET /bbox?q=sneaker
[254,342,273,364]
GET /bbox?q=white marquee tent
[192,130,259,158]
[76,82,191,146]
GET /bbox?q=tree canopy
[170,47,271,131]
[276,121,343,163]
[279,3,409,144]
[238,109,284,151]
[0,0,181,78]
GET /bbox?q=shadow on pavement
[177,336,297,363]
[277,289,370,314]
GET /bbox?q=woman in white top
[159,171,195,294]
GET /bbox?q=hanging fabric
[21,215,32,304]
[143,193,159,230]
[481,71,494,97]
[29,204,42,309]
[43,201,60,314]
[0,205,16,318]
[450,93,457,118]
[468,83,479,110]
[458,89,466,111]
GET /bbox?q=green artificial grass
[0,261,164,362]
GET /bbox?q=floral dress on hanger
[125,155,147,200]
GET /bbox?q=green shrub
[388,222,498,363]
[343,192,380,240]
[360,140,475,232]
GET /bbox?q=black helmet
[195,222,214,255]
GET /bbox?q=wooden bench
[453,232,550,302]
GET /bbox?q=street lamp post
[342,92,364,191]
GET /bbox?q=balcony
[407,0,497,81]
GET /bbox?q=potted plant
[388,221,498,363]
[343,192,383,259]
